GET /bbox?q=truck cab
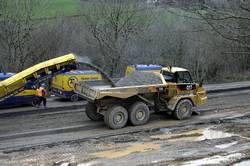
[159,66,207,116]
[161,67,192,83]
[161,66,195,92]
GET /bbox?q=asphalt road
[1,80,250,116]
[0,89,250,165]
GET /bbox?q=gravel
[115,71,163,87]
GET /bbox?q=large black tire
[173,99,193,120]
[104,105,128,129]
[86,103,103,121]
[31,98,39,107]
[70,94,79,102]
[128,102,150,126]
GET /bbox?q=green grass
[35,0,100,18]
[1,1,202,23]
[36,0,83,18]
[0,0,202,21]
[36,1,193,24]
[38,1,187,20]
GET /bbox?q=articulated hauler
[74,66,207,129]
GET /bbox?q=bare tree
[192,1,249,46]
[29,17,77,65]
[82,0,152,77]
[191,0,250,74]
[0,0,47,72]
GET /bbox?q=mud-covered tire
[70,94,79,102]
[173,99,193,120]
[128,102,150,126]
[104,105,128,129]
[86,103,103,121]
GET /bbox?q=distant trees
[0,0,250,83]
[195,1,250,47]
[156,0,250,81]
[192,0,250,76]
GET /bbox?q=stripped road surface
[0,87,250,165]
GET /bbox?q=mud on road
[0,90,250,165]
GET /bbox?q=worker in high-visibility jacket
[36,83,47,108]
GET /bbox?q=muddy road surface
[0,90,250,165]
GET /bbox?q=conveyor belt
[0,54,77,102]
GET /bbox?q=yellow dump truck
[74,66,207,129]
[51,70,102,102]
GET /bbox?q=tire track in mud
[0,102,86,118]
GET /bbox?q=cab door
[175,71,196,94]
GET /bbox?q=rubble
[115,71,163,87]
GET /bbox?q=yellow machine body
[51,70,102,99]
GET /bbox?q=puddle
[233,159,250,166]
[159,128,171,133]
[233,119,250,124]
[151,127,234,142]
[215,141,238,149]
[151,129,203,142]
[182,153,243,166]
[60,163,70,166]
[93,143,160,159]
[78,161,100,166]
[198,128,234,141]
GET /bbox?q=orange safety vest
[36,87,46,97]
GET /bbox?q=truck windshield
[161,71,174,82]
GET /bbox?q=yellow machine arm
[0,53,77,102]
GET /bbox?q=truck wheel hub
[114,113,124,124]
[182,106,187,113]
[136,110,145,120]
[180,104,190,115]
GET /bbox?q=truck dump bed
[74,80,166,101]
[74,72,166,101]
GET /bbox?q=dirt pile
[116,71,163,87]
